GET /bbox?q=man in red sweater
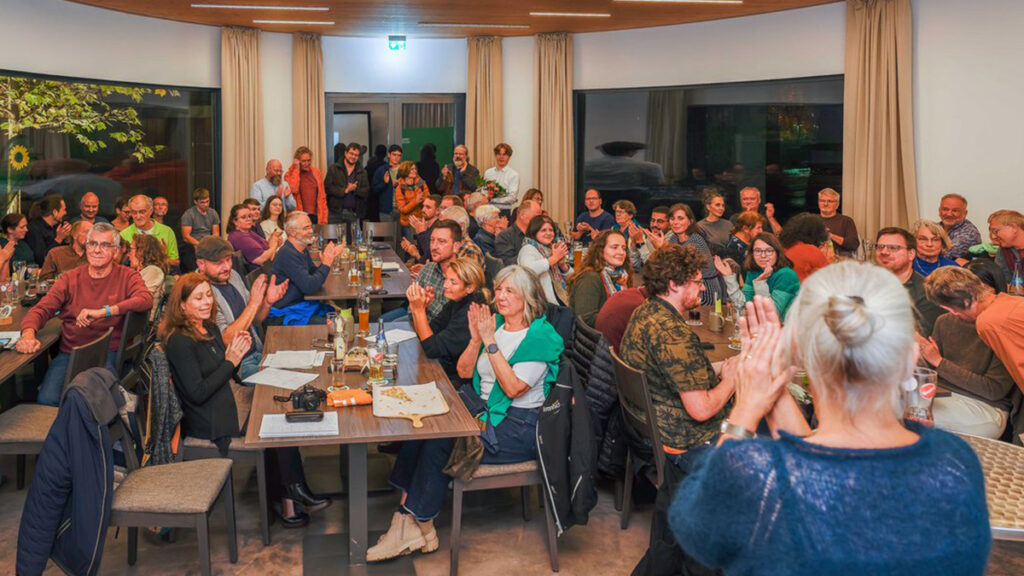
[18,222,153,406]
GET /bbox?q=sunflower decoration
[8,145,29,171]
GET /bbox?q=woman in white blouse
[259,195,287,241]
[517,214,571,305]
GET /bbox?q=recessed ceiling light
[529,12,612,17]
[191,3,329,10]
[419,22,531,29]
[614,0,742,3]
[253,19,335,25]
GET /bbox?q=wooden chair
[109,418,237,576]
[450,461,559,575]
[363,221,399,251]
[320,222,348,244]
[610,346,666,530]
[0,328,114,489]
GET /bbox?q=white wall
[0,0,219,88]
[913,0,1024,224]
[321,36,466,94]
[261,32,293,163]
[502,37,536,192]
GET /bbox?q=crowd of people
[5,135,1021,574]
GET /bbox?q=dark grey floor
[2,447,1022,575]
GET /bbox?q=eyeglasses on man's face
[86,241,116,251]
[875,244,907,253]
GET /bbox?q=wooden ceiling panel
[65,0,839,37]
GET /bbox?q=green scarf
[472,314,563,427]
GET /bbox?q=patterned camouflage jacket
[619,297,728,451]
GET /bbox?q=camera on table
[274,385,327,411]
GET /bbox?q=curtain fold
[646,89,687,185]
[292,32,327,174]
[221,27,264,224]
[535,33,574,225]
[466,36,503,173]
[843,0,918,242]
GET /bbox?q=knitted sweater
[670,426,990,576]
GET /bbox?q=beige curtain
[843,0,918,241]
[293,33,327,174]
[221,27,264,225]
[466,36,503,173]
[535,33,574,224]
[646,89,687,185]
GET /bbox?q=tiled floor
[1,448,1022,576]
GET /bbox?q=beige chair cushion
[182,435,261,452]
[474,460,539,478]
[113,459,232,514]
[0,404,58,444]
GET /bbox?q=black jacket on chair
[572,317,628,477]
[536,356,597,535]
[17,368,122,576]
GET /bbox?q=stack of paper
[243,368,319,390]
[385,329,418,345]
[382,262,401,272]
[259,412,338,438]
[263,350,323,369]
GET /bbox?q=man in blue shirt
[250,159,296,210]
[267,212,341,325]
[572,189,616,246]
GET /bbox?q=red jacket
[284,164,328,223]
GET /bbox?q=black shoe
[278,510,310,529]
[285,483,332,513]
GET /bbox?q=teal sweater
[740,266,800,319]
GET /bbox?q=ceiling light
[530,12,612,17]
[614,0,742,3]
[419,22,530,29]
[192,3,329,10]
[253,19,335,25]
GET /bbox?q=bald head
[266,159,284,186]
[79,192,100,221]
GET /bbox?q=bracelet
[719,420,757,439]
[104,305,111,318]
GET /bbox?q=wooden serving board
[372,382,449,428]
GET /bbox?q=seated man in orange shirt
[926,267,1024,400]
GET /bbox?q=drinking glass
[728,307,744,351]
[572,242,584,269]
[348,267,362,288]
[356,292,370,337]
[903,367,937,426]
[325,311,337,342]
[372,257,383,290]
[367,347,385,383]
[686,308,702,327]
[12,261,25,283]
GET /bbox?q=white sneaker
[367,512,427,562]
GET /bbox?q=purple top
[228,229,270,272]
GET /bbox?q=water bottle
[1011,267,1024,297]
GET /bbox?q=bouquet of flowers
[475,176,508,200]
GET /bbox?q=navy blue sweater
[670,425,990,576]
[270,241,330,308]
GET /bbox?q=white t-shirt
[483,165,520,209]
[476,325,549,409]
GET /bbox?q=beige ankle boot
[417,519,439,553]
[367,512,427,562]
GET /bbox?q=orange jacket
[395,180,428,226]
[284,164,328,223]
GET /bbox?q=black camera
[274,385,326,411]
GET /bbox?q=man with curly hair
[619,243,739,576]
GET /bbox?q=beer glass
[357,292,370,337]
[372,257,383,290]
[348,267,361,288]
[572,242,584,269]
[728,307,744,351]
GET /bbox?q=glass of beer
[348,264,361,287]
[357,292,370,337]
[357,243,368,262]
[364,253,374,279]
[367,347,385,383]
[686,308,702,327]
[728,307,744,351]
[573,242,584,269]
[372,257,383,290]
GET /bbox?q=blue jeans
[38,351,118,407]
[390,406,539,521]
[379,306,409,322]
[239,350,261,382]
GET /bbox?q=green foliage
[0,76,178,162]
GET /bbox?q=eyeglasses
[752,248,776,256]
[874,244,907,253]
[585,197,600,202]
[991,225,1006,235]
[86,241,117,251]
[915,236,941,244]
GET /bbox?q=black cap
[196,236,234,262]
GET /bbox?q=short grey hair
[129,194,154,211]
[440,206,470,235]
[465,191,487,216]
[818,188,840,199]
[912,219,952,251]
[87,222,121,247]
[476,204,500,224]
[781,261,915,419]
[284,211,309,234]
[493,265,548,326]
[739,187,761,200]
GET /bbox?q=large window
[0,71,219,231]
[575,76,842,224]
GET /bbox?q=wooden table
[309,246,413,302]
[245,323,479,566]
[957,433,1024,541]
[0,305,61,384]
[689,305,740,363]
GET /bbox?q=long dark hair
[260,196,287,229]
[668,203,700,237]
[568,229,634,288]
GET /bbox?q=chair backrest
[63,327,114,389]
[319,222,349,244]
[245,267,265,290]
[232,251,250,288]
[483,252,503,292]
[363,221,398,249]
[114,311,150,380]
[609,346,665,489]
[109,415,142,472]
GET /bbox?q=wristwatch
[486,343,499,355]
[719,420,757,439]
